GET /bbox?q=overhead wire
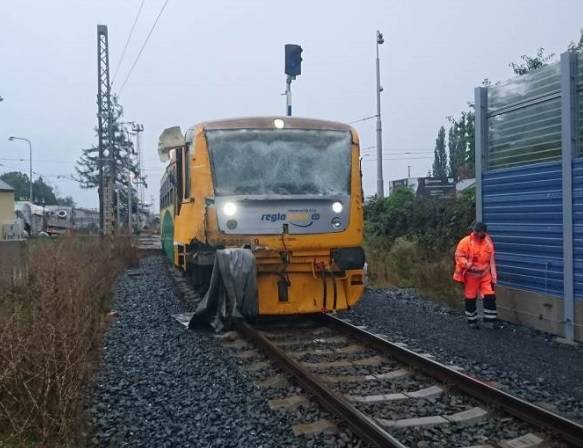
[349,115,377,124]
[361,150,434,155]
[117,0,170,95]
[112,0,146,85]
[361,157,433,162]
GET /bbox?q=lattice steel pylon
[97,25,115,235]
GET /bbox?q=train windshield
[207,129,352,196]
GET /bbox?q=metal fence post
[474,87,488,222]
[561,51,577,341]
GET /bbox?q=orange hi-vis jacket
[453,233,497,283]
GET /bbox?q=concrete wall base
[496,285,583,342]
[0,240,26,286]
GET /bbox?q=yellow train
[159,116,365,315]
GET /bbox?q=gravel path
[85,256,312,448]
[341,288,583,425]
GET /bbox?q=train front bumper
[254,249,365,315]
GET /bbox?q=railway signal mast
[284,44,302,116]
[97,25,115,234]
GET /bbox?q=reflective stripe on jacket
[453,233,496,282]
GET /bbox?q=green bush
[364,188,474,306]
[366,188,474,256]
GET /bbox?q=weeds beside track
[0,235,136,447]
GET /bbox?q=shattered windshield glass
[206,129,352,196]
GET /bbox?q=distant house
[0,179,21,239]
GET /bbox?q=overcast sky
[1,0,582,211]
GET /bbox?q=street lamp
[8,136,33,202]
[375,30,385,198]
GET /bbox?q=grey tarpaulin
[188,248,258,332]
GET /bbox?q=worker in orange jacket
[453,222,498,329]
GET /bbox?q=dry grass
[0,235,136,447]
[366,236,464,310]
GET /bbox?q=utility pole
[128,171,133,233]
[376,30,385,198]
[97,25,114,235]
[284,44,302,116]
[132,123,144,231]
[408,165,411,179]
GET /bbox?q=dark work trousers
[483,294,497,322]
[465,295,497,324]
[464,299,478,324]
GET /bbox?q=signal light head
[285,43,303,77]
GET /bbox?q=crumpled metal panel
[483,161,564,297]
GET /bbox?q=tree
[32,177,58,204]
[0,171,71,205]
[75,95,144,223]
[465,110,475,176]
[568,29,583,52]
[509,47,555,75]
[432,126,447,179]
[448,118,468,180]
[443,111,475,181]
[0,171,30,201]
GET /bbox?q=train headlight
[331,217,342,229]
[332,201,343,213]
[273,118,285,129]
[223,202,237,216]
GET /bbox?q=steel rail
[234,319,407,448]
[323,314,583,447]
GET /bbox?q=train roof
[195,116,354,132]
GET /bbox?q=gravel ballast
[341,288,583,425]
[85,256,314,448]
[85,256,583,446]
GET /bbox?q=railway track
[230,317,583,448]
[171,271,583,447]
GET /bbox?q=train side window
[176,148,183,213]
[184,146,190,201]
